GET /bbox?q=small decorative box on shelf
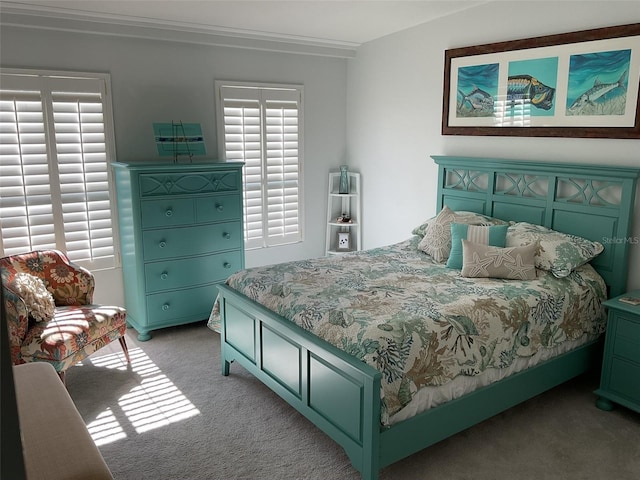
[594,290,640,414]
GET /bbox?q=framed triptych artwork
[442,23,640,138]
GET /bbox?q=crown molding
[0,4,358,58]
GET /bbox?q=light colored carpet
[66,322,640,480]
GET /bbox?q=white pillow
[11,272,56,322]
[506,222,604,278]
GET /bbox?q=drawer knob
[162,303,170,311]
[160,272,168,280]
[216,204,224,212]
[223,232,231,240]
[224,262,231,269]
[159,241,167,248]
[165,209,173,217]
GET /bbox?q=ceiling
[1,1,487,55]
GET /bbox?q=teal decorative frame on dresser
[216,156,639,480]
[113,161,244,341]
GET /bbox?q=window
[0,69,119,270]
[216,82,303,250]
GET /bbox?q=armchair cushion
[21,305,127,372]
[11,273,55,322]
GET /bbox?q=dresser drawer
[613,315,640,364]
[141,194,242,228]
[146,283,219,325]
[142,221,242,261]
[141,198,195,228]
[145,251,243,293]
[139,170,241,197]
[195,194,242,223]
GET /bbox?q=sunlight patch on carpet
[83,347,201,444]
[87,408,127,446]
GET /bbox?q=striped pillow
[446,223,508,269]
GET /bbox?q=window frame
[0,68,120,270]
[215,80,304,250]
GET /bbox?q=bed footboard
[218,284,383,480]
[218,283,603,479]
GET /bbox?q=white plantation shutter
[0,91,55,252]
[53,91,114,264]
[218,83,303,249]
[265,97,300,244]
[222,93,264,247]
[0,70,118,270]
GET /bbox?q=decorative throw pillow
[417,206,507,262]
[11,273,56,322]
[411,215,436,238]
[506,222,604,278]
[446,223,509,269]
[461,240,537,280]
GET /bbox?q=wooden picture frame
[442,23,640,138]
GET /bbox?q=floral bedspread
[209,237,607,423]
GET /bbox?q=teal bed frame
[217,156,639,480]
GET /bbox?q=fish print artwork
[506,57,558,117]
[506,75,556,111]
[566,49,631,116]
[455,63,499,118]
[458,86,494,114]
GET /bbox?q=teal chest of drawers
[595,290,640,414]
[112,161,244,340]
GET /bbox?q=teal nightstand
[595,290,640,413]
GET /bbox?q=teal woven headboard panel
[432,155,639,297]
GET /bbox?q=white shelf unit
[325,171,361,255]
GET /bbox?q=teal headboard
[432,155,639,297]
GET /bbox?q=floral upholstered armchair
[1,249,130,382]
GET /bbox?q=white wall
[347,2,640,290]
[0,26,349,304]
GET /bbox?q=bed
[212,156,639,480]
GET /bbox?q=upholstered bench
[13,362,113,480]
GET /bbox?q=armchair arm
[0,272,29,365]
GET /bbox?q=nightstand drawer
[145,251,243,292]
[613,315,640,364]
[609,357,640,401]
[141,198,195,228]
[142,221,242,260]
